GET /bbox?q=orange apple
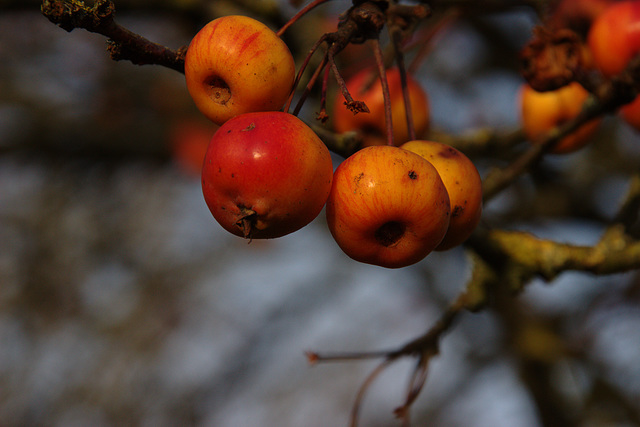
[519,82,601,154]
[202,111,333,239]
[184,15,296,125]
[332,67,430,147]
[401,140,482,250]
[326,145,450,268]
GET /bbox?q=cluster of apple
[183,15,483,268]
[326,141,483,268]
[519,0,640,153]
[184,15,334,240]
[328,67,482,267]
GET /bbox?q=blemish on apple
[438,147,459,158]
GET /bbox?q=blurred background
[1,1,639,426]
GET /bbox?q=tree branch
[41,0,186,73]
[483,52,640,202]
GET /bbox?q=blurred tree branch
[467,174,640,301]
[470,224,640,290]
[483,55,640,201]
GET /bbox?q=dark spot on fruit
[231,173,235,178]
[452,205,465,218]
[375,221,405,247]
[353,172,365,192]
[439,147,459,158]
[408,170,418,180]
[242,123,256,131]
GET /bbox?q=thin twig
[308,294,468,426]
[330,48,370,114]
[317,57,333,122]
[371,38,394,145]
[293,54,329,116]
[285,33,330,113]
[407,9,460,75]
[390,27,416,141]
[349,359,394,427]
[394,356,431,424]
[277,0,333,37]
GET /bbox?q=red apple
[326,145,450,268]
[587,1,640,77]
[587,1,640,131]
[401,140,483,250]
[184,15,296,125]
[332,67,430,147]
[519,82,601,154]
[202,111,333,239]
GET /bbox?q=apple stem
[317,58,333,123]
[370,37,395,146]
[390,27,416,141]
[293,53,329,117]
[276,0,331,38]
[285,33,329,114]
[330,48,370,115]
[407,9,460,75]
[286,1,390,119]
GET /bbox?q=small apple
[202,111,333,239]
[332,67,430,147]
[401,140,482,250]
[519,82,601,154]
[587,1,640,77]
[326,145,450,268]
[184,15,296,125]
[587,1,640,131]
